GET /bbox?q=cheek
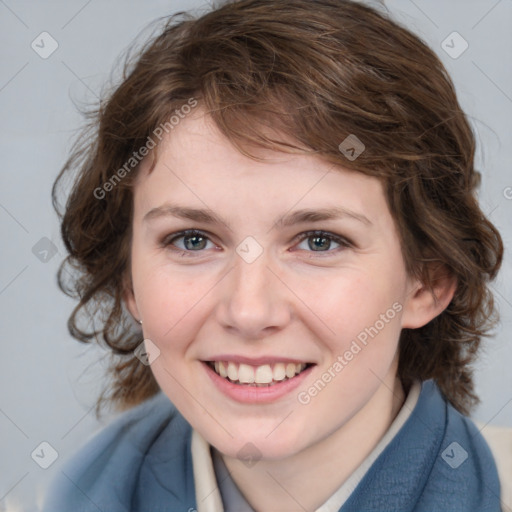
[319,272,397,324]
[313,271,405,355]
[135,267,214,407]
[305,274,404,416]
[134,263,215,349]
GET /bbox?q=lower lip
[203,362,314,404]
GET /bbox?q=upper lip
[203,355,314,366]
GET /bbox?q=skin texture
[124,109,455,511]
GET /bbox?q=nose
[215,253,292,340]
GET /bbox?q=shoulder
[419,380,498,475]
[344,380,501,512]
[414,380,501,511]
[62,392,181,473]
[42,392,192,512]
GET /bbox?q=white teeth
[285,363,297,378]
[211,361,308,385]
[218,361,228,378]
[227,362,238,381]
[255,364,273,384]
[273,363,286,381]
[238,363,255,384]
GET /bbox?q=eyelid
[160,229,219,251]
[161,228,352,257]
[290,230,353,253]
[161,228,212,245]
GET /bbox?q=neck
[220,374,405,512]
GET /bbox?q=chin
[209,425,309,462]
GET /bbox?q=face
[125,109,423,461]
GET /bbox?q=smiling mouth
[206,361,313,387]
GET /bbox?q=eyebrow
[143,204,372,228]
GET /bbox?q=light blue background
[1,1,511,510]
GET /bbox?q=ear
[401,264,457,329]
[122,273,141,323]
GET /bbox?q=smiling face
[124,109,431,461]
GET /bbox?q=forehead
[133,109,389,228]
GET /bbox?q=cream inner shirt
[191,381,421,512]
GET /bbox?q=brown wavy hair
[52,0,503,416]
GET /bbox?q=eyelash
[160,229,352,258]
